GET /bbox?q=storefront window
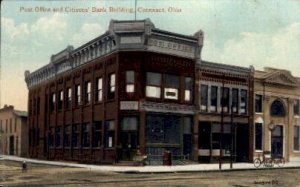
[105,120,115,148]
[255,123,262,150]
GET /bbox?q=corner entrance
[271,125,283,158]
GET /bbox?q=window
[14,118,17,132]
[55,126,61,147]
[58,90,63,110]
[66,88,72,109]
[121,117,138,131]
[96,78,103,102]
[63,125,71,147]
[270,100,285,116]
[294,100,300,116]
[72,124,80,148]
[82,123,90,147]
[200,85,208,111]
[294,126,300,151]
[146,72,162,98]
[240,89,247,114]
[232,88,239,114]
[51,93,56,112]
[164,74,179,100]
[185,77,193,102]
[85,81,91,104]
[108,73,115,100]
[255,94,263,113]
[255,123,263,150]
[105,120,115,148]
[92,122,102,147]
[126,71,135,93]
[210,86,218,112]
[48,127,54,147]
[221,87,230,113]
[10,118,12,133]
[75,85,81,106]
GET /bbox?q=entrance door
[9,136,14,155]
[119,117,139,161]
[271,125,283,158]
[236,124,249,162]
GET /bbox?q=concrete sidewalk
[2,155,300,173]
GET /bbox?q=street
[1,160,300,187]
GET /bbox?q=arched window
[270,100,285,116]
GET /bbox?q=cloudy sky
[1,0,300,111]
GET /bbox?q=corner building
[25,19,203,164]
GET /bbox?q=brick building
[196,61,254,162]
[25,19,203,164]
[0,105,28,157]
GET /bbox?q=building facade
[25,19,203,164]
[253,68,300,162]
[0,105,28,157]
[196,61,254,162]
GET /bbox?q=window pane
[240,89,247,114]
[164,74,179,88]
[185,77,193,90]
[126,71,134,83]
[294,126,300,150]
[147,72,161,86]
[255,94,263,113]
[200,85,208,110]
[126,84,135,93]
[211,86,218,111]
[122,117,138,131]
[146,86,161,98]
[232,88,239,113]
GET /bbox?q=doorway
[271,125,283,158]
[9,136,14,155]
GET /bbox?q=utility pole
[219,74,225,170]
[134,0,137,20]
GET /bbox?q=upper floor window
[51,93,56,112]
[108,73,115,100]
[232,88,239,113]
[270,100,285,116]
[126,71,135,93]
[75,84,81,106]
[184,77,193,102]
[294,99,300,116]
[240,89,247,114]
[146,72,162,98]
[58,90,63,110]
[200,84,208,111]
[221,87,230,113]
[96,78,103,102]
[85,81,91,104]
[66,88,72,109]
[294,126,300,151]
[255,94,263,113]
[164,74,179,100]
[105,120,115,148]
[210,86,218,112]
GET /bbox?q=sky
[1,0,300,111]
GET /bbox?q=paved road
[1,160,300,187]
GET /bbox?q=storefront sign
[120,101,139,110]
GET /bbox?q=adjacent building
[196,61,254,162]
[253,67,300,162]
[0,105,28,157]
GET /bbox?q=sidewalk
[2,155,300,173]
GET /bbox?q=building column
[192,114,199,161]
[139,111,146,155]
